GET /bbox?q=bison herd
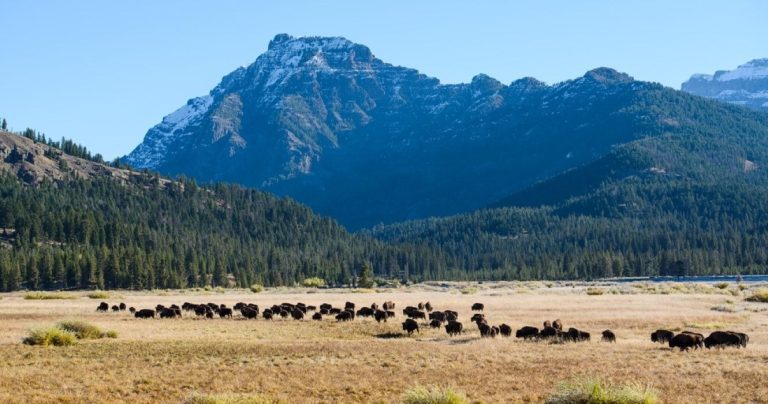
[651,329,749,351]
[95,300,749,351]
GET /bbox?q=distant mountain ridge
[682,58,768,112]
[126,35,768,229]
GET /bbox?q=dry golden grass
[0,283,767,403]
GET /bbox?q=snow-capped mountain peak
[682,58,768,112]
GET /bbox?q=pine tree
[358,262,374,288]
[1,119,7,130]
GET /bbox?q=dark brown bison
[704,331,743,349]
[402,318,419,335]
[471,303,484,311]
[344,301,355,311]
[370,303,378,311]
[601,330,616,343]
[445,310,458,322]
[160,308,178,318]
[320,303,333,311]
[306,305,316,312]
[429,311,446,323]
[219,307,233,319]
[539,326,560,339]
[312,312,322,321]
[552,319,563,331]
[731,331,749,348]
[478,322,492,337]
[385,310,396,318]
[97,302,109,312]
[291,308,304,320]
[470,313,485,323]
[134,309,155,319]
[262,309,273,320]
[383,301,395,311]
[194,305,208,317]
[429,319,442,329]
[490,326,500,338]
[408,310,426,320]
[374,310,388,323]
[499,324,512,337]
[129,307,136,314]
[543,320,552,328]
[329,308,342,315]
[111,305,120,312]
[445,321,463,336]
[515,325,540,339]
[417,302,425,310]
[565,328,590,342]
[356,307,374,317]
[670,333,699,351]
[119,302,126,311]
[424,302,433,312]
[403,306,418,316]
[682,331,704,350]
[651,329,674,344]
[240,307,258,319]
[205,310,214,319]
[335,311,352,322]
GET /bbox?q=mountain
[0,128,445,291]
[127,34,734,230]
[682,58,768,112]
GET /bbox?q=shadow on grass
[375,332,405,339]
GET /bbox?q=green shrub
[301,277,326,288]
[402,385,469,404]
[23,292,77,300]
[546,377,658,404]
[86,290,110,299]
[714,282,730,290]
[249,284,264,293]
[105,330,118,338]
[23,327,78,347]
[56,320,104,339]
[745,289,768,303]
[460,287,478,295]
[586,287,605,296]
[184,393,281,404]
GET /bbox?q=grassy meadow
[0,281,767,403]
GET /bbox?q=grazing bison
[471,303,484,311]
[385,310,396,318]
[374,310,388,323]
[320,303,333,311]
[470,313,485,323]
[335,311,353,322]
[516,326,539,340]
[402,318,419,335]
[119,302,127,311]
[539,326,560,339]
[356,307,374,317]
[477,322,492,337]
[344,301,355,311]
[234,302,246,310]
[312,312,322,321]
[383,301,395,311]
[704,331,742,349]
[329,308,342,315]
[291,308,304,320]
[543,320,552,328]
[682,331,704,350]
[408,310,426,320]
[429,319,442,329]
[160,308,178,319]
[445,321,463,336]
[205,310,214,319]
[651,329,675,344]
[565,328,590,342]
[601,330,616,343]
[403,306,418,316]
[445,311,458,322]
[429,311,446,323]
[219,307,233,319]
[552,319,563,331]
[129,307,136,314]
[499,324,512,337]
[262,309,273,320]
[111,305,120,312]
[731,331,749,348]
[670,333,699,351]
[306,305,316,312]
[370,303,378,311]
[424,302,433,312]
[134,309,155,319]
[194,305,208,317]
[97,302,109,312]
[240,307,258,319]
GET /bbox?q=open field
[1,282,768,403]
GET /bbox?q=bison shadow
[375,332,405,339]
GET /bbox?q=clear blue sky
[1,1,766,160]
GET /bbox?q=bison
[129,307,136,314]
[539,326,560,339]
[344,301,355,311]
[111,305,120,312]
[356,307,374,317]
[402,318,419,335]
[219,307,233,319]
[499,324,512,337]
[651,329,675,344]
[383,301,395,311]
[471,303,484,311]
[682,331,704,350]
[704,331,742,349]
[552,319,563,331]
[669,333,699,351]
[515,325,540,339]
[335,311,353,322]
[478,322,492,337]
[241,307,258,319]
[429,319,442,329]
[97,302,109,312]
[262,309,273,320]
[160,308,178,319]
[601,330,616,343]
[291,308,304,320]
[134,309,155,319]
[320,303,333,311]
[312,312,322,321]
[119,302,126,311]
[445,320,463,336]
[470,313,485,323]
[565,328,590,342]
[374,310,388,323]
[543,320,552,328]
[408,310,426,320]
[424,302,433,312]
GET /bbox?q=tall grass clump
[546,377,658,404]
[402,385,469,404]
[301,277,326,288]
[22,327,78,347]
[586,287,605,296]
[23,292,77,300]
[745,288,768,303]
[249,284,264,293]
[86,290,110,299]
[56,320,106,339]
[184,392,281,404]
